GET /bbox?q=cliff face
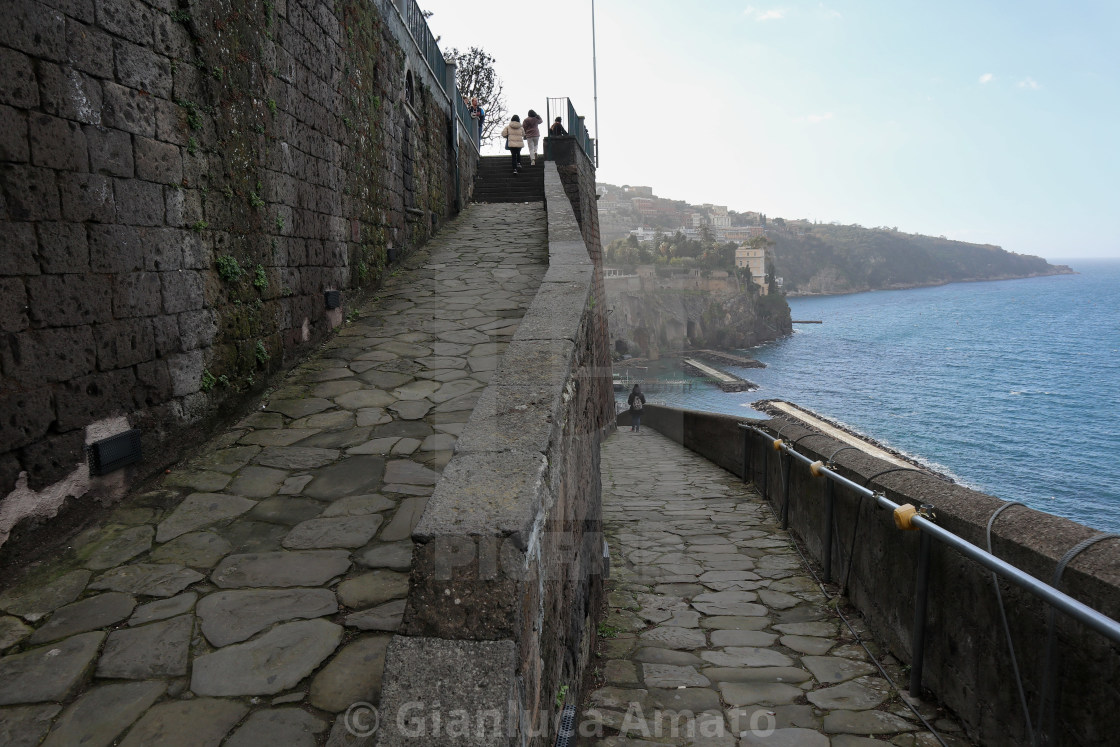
[606,284,792,358]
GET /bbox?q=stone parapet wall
[622,404,1120,747]
[0,0,477,554]
[377,164,610,745]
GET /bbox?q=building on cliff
[735,244,769,294]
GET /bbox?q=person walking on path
[522,109,543,165]
[502,114,525,173]
[627,384,646,432]
[549,116,567,137]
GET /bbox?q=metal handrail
[740,424,1120,644]
[547,96,597,165]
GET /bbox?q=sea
[636,259,1120,533]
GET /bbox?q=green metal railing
[547,97,597,166]
[397,0,446,90]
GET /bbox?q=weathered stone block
[135,358,171,402]
[35,63,103,125]
[143,231,183,272]
[112,271,161,318]
[94,0,151,46]
[101,80,156,137]
[0,47,39,108]
[41,0,95,24]
[66,18,115,78]
[27,273,111,327]
[29,114,87,171]
[89,224,143,272]
[161,270,204,313]
[165,187,202,227]
[36,221,90,273]
[85,125,134,177]
[94,318,155,370]
[142,317,176,359]
[0,222,39,275]
[0,278,29,333]
[114,40,172,98]
[59,172,115,223]
[0,105,29,163]
[0,165,60,221]
[167,349,204,397]
[134,136,181,184]
[1,326,96,383]
[56,369,137,430]
[153,97,188,146]
[0,388,53,451]
[153,14,192,59]
[0,1,66,61]
[20,429,86,488]
[113,178,164,226]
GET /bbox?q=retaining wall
[377,163,612,745]
[621,404,1120,746]
[0,0,477,555]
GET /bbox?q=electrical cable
[984,501,1036,746]
[1036,532,1119,745]
[768,499,950,747]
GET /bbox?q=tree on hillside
[446,46,508,143]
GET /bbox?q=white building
[734,245,769,294]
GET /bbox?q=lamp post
[592,0,599,166]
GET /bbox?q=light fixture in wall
[324,290,342,309]
[87,429,143,476]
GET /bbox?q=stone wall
[377,164,611,745]
[548,135,613,433]
[0,0,477,554]
[623,404,1120,746]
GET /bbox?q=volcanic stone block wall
[0,0,477,552]
[549,135,613,433]
[376,165,610,745]
[627,404,1120,747]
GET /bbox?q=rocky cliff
[606,284,792,358]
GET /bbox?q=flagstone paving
[582,429,972,746]
[0,203,548,745]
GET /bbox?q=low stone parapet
[377,164,611,745]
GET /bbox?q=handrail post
[781,451,791,530]
[910,526,933,697]
[824,479,835,583]
[741,427,750,484]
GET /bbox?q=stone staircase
[472,154,545,203]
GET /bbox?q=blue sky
[422,1,1120,261]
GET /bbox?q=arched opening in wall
[686,320,697,343]
[405,70,415,108]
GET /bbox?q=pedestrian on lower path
[627,383,646,432]
[523,109,543,165]
[502,115,525,173]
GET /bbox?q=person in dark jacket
[522,109,543,165]
[549,117,567,137]
[627,384,646,432]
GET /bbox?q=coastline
[785,266,1076,298]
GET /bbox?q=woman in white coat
[502,115,525,174]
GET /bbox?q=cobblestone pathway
[0,203,547,746]
[583,429,970,747]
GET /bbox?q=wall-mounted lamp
[324,290,342,309]
[87,429,142,476]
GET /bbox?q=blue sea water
[642,260,1120,533]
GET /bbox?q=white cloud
[979,73,994,84]
[1017,77,1040,89]
[797,112,834,124]
[743,5,785,21]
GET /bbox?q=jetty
[689,349,766,368]
[681,358,757,391]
